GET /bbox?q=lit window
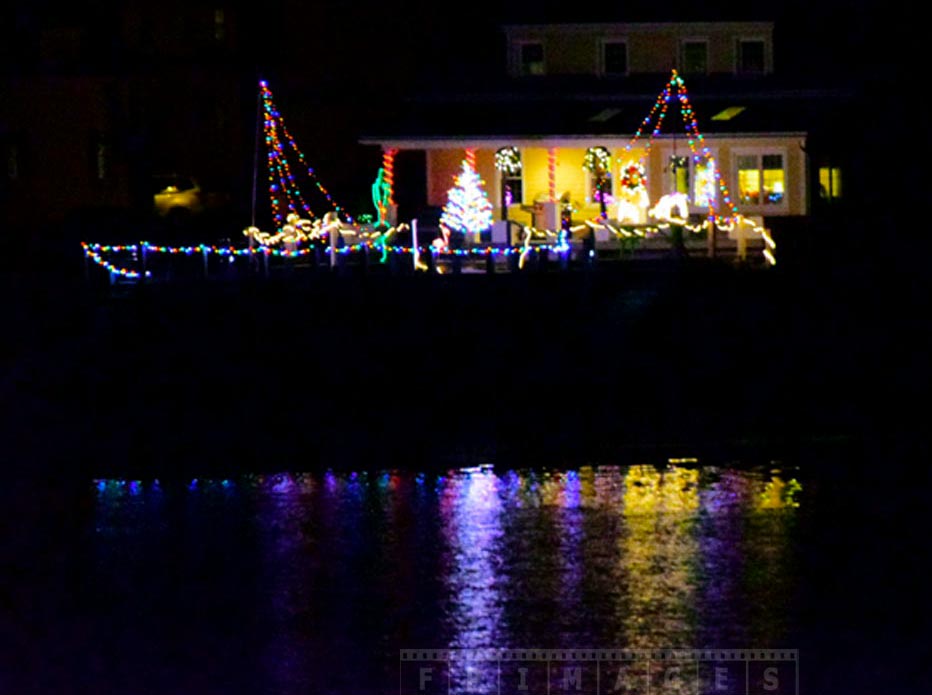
[819,166,842,200]
[602,41,627,75]
[669,156,689,195]
[737,153,784,206]
[737,39,765,74]
[694,156,717,208]
[762,155,784,204]
[682,41,707,75]
[519,43,544,76]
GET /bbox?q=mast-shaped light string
[623,70,744,227]
[260,82,316,228]
[259,81,351,230]
[671,72,740,224]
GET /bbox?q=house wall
[504,22,774,77]
[418,133,805,226]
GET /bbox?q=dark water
[2,459,926,694]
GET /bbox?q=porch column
[382,148,398,225]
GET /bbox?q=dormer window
[681,41,708,75]
[737,39,766,74]
[519,42,545,76]
[601,41,628,76]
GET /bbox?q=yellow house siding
[414,135,805,222]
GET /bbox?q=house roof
[360,77,852,145]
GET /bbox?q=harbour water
[2,458,926,694]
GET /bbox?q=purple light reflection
[439,468,505,694]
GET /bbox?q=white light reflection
[439,468,505,694]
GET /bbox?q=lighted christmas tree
[440,161,493,241]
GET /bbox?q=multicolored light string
[81,243,151,279]
[259,80,351,230]
[620,70,775,264]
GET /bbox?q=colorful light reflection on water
[87,465,804,694]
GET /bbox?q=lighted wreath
[494,147,522,174]
[583,146,612,172]
[620,162,646,191]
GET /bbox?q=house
[360,21,850,254]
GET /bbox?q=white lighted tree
[440,161,494,242]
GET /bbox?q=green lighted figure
[371,167,393,262]
[372,167,392,228]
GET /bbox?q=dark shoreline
[1,253,905,477]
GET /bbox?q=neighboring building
[361,21,850,246]
[1,4,250,235]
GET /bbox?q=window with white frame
[601,40,628,76]
[736,152,785,206]
[518,42,545,76]
[681,41,708,75]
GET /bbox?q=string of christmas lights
[616,70,775,264]
[259,80,351,230]
[81,243,151,279]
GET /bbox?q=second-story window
[519,42,544,76]
[602,41,628,76]
[681,41,708,75]
[737,39,766,74]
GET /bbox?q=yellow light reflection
[620,465,700,648]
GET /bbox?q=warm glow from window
[694,156,716,207]
[671,156,689,195]
[762,154,784,204]
[738,155,760,205]
[819,166,842,199]
[738,153,784,206]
